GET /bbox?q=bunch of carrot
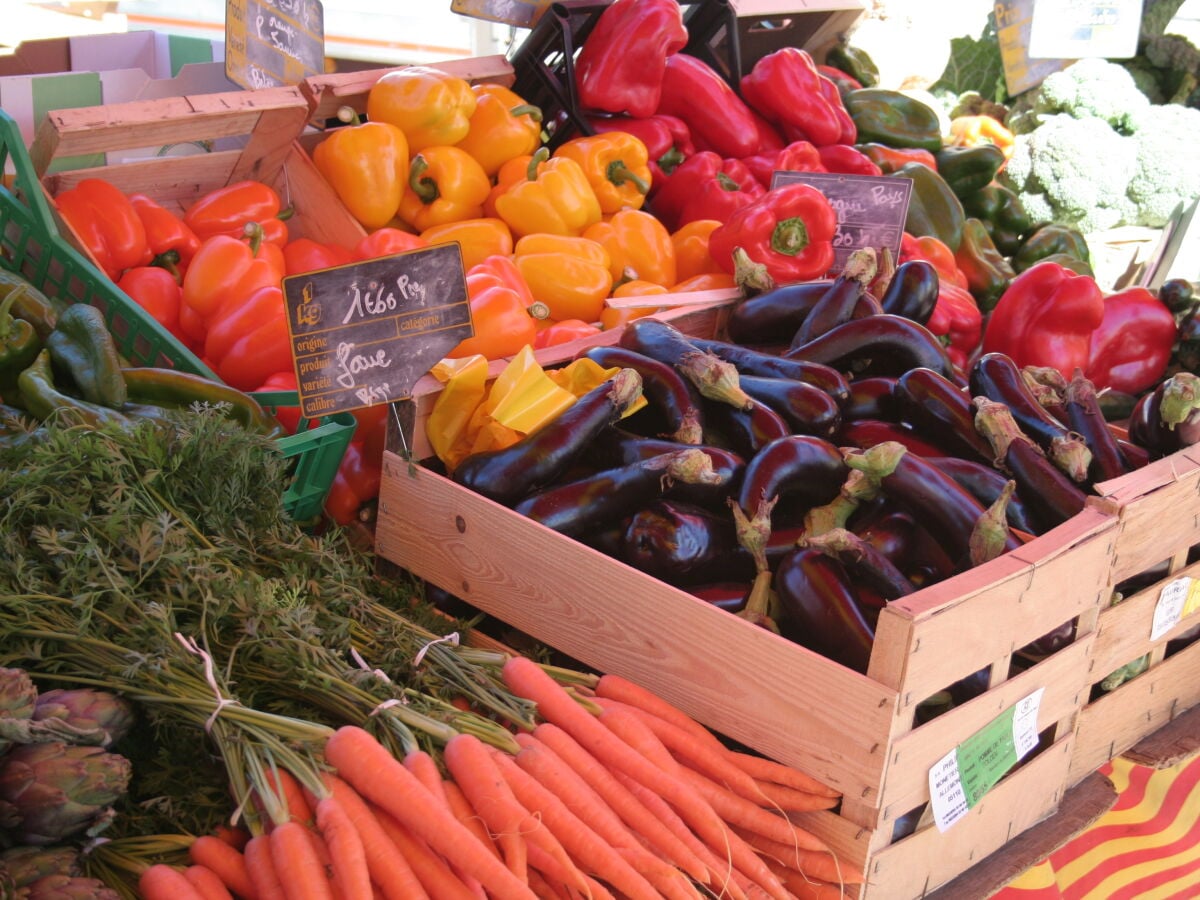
[137,656,859,900]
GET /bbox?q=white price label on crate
[1150,576,1200,641]
[929,688,1045,832]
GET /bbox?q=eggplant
[969,353,1091,482]
[684,582,751,613]
[736,434,847,521]
[513,448,725,539]
[584,428,745,509]
[688,337,852,406]
[1063,369,1132,484]
[1128,373,1200,458]
[618,318,753,409]
[1117,438,1151,470]
[701,396,791,459]
[845,441,1021,571]
[853,508,956,585]
[879,259,939,326]
[784,314,958,381]
[738,374,841,438]
[838,418,951,458]
[842,376,900,422]
[724,279,834,345]
[620,500,754,586]
[925,455,1040,535]
[803,527,916,602]
[894,367,993,463]
[790,247,879,348]
[775,547,875,673]
[584,345,704,444]
[453,368,643,505]
[973,397,1089,534]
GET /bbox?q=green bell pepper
[954,218,1016,312]
[1013,224,1091,273]
[1037,252,1094,278]
[843,89,944,153]
[0,284,42,405]
[18,349,132,429]
[934,144,1006,200]
[961,183,1033,257]
[45,303,128,409]
[893,161,966,251]
[825,43,879,88]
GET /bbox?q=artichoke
[0,847,80,888]
[31,692,135,750]
[0,671,37,755]
[16,875,120,900]
[0,743,131,845]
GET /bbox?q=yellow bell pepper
[582,208,676,287]
[365,66,477,152]
[671,219,726,281]
[493,148,603,238]
[456,83,544,177]
[948,114,1015,161]
[513,233,612,323]
[311,112,409,230]
[553,133,652,214]
[420,217,513,270]
[397,147,491,232]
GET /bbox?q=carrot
[262,767,315,829]
[314,795,373,900]
[729,751,842,799]
[732,828,861,885]
[444,779,502,861]
[750,779,842,813]
[189,834,257,900]
[184,865,235,900]
[490,744,670,900]
[597,701,795,900]
[324,725,535,900]
[763,858,850,899]
[524,842,617,900]
[594,673,727,751]
[528,725,710,885]
[268,820,335,900]
[214,824,252,851]
[372,803,484,900]
[526,868,570,900]
[139,865,207,900]
[244,835,287,900]
[320,774,429,900]
[444,732,586,891]
[403,749,450,807]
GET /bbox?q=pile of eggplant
[448,250,1191,682]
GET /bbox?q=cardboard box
[0,31,239,169]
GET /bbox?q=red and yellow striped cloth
[994,754,1200,899]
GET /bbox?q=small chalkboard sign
[226,0,325,90]
[282,243,473,419]
[770,170,912,275]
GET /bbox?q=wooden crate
[375,303,1120,897]
[28,85,367,260]
[1069,445,1200,784]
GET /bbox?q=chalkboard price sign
[226,0,325,90]
[283,243,473,419]
[770,170,912,275]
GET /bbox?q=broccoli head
[1032,58,1151,131]
[1125,103,1200,226]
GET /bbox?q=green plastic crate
[0,109,355,521]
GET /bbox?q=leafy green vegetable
[930,13,1008,103]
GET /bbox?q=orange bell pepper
[397,146,491,232]
[365,66,477,152]
[354,228,428,261]
[445,255,539,360]
[553,132,653,214]
[900,232,969,290]
[456,83,544,177]
[184,180,291,247]
[312,114,410,229]
[283,238,355,275]
[534,318,603,349]
[128,193,201,280]
[582,208,676,287]
[671,272,737,291]
[512,234,613,323]
[492,148,603,238]
[54,178,151,279]
[602,280,667,329]
[420,217,513,270]
[671,219,725,282]
[204,283,295,391]
[117,265,182,338]
[180,233,285,345]
[948,115,1015,161]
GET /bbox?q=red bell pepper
[817,144,881,177]
[651,151,766,231]
[128,193,201,280]
[740,48,849,148]
[574,0,688,118]
[1085,286,1178,394]
[741,140,825,190]
[323,439,383,527]
[857,143,939,175]
[353,227,429,261]
[818,74,857,146]
[817,64,863,92]
[708,183,838,288]
[180,233,285,346]
[900,232,969,289]
[283,238,356,275]
[982,261,1106,377]
[117,265,183,340]
[749,109,785,154]
[257,370,303,434]
[655,53,763,160]
[926,281,983,373]
[203,283,295,391]
[54,178,151,279]
[184,180,291,247]
[534,318,604,349]
[586,114,695,189]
